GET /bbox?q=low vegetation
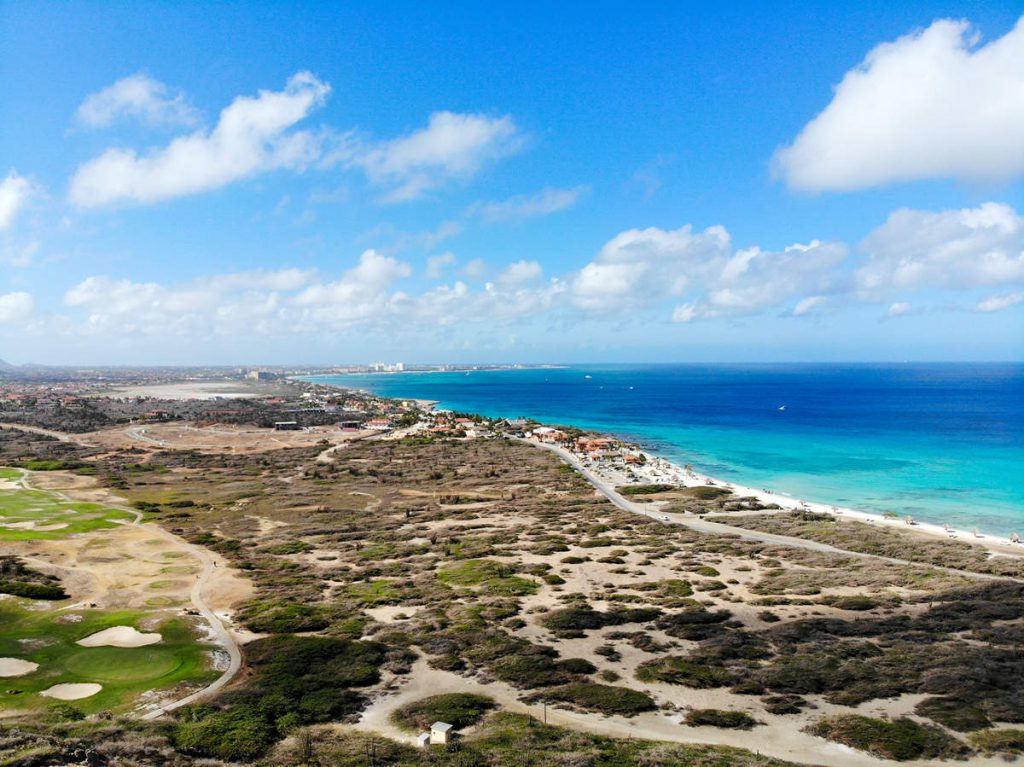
[807,714,970,761]
[390,693,496,731]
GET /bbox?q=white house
[430,721,453,745]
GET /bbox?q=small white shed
[430,721,454,744]
[416,732,431,748]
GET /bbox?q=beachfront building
[365,418,392,430]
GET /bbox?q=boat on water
[778,405,786,411]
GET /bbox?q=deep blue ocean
[306,364,1024,535]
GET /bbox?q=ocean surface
[306,364,1024,535]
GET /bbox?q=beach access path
[526,440,1024,585]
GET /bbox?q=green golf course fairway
[0,600,218,715]
[0,468,135,541]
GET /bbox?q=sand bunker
[0,658,39,677]
[76,626,162,648]
[40,682,102,700]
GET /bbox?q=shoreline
[302,376,1024,556]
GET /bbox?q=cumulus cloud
[571,224,732,313]
[69,72,331,208]
[0,292,33,325]
[498,260,543,285]
[857,202,1024,297]
[473,186,587,222]
[75,73,200,129]
[672,241,847,322]
[425,251,456,279]
[774,17,1024,190]
[355,111,523,202]
[0,171,33,230]
[887,302,913,318]
[975,291,1024,313]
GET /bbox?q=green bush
[619,484,676,496]
[540,605,661,638]
[390,693,496,731]
[240,601,330,633]
[635,657,734,688]
[969,728,1024,754]
[685,709,757,729]
[527,683,656,716]
[824,595,879,611]
[0,580,68,600]
[807,715,970,761]
[915,696,991,732]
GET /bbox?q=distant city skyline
[1,2,1022,364]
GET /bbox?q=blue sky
[1,1,1022,364]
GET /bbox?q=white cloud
[1,240,40,268]
[887,302,912,317]
[775,17,1024,190]
[975,291,1024,313]
[426,251,456,279]
[672,241,847,322]
[0,292,33,324]
[355,111,523,202]
[790,295,828,317]
[69,72,330,208]
[498,260,543,285]
[0,171,33,231]
[462,258,488,281]
[473,186,587,222]
[571,224,732,313]
[857,202,1024,297]
[75,73,200,129]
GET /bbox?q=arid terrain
[0,394,1023,766]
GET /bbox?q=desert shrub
[240,600,330,633]
[914,696,991,732]
[685,709,757,729]
[526,683,656,716]
[969,729,1024,754]
[437,559,538,596]
[390,693,495,731]
[807,715,970,761]
[0,580,68,600]
[693,566,720,577]
[260,541,314,555]
[540,605,661,637]
[655,607,731,640]
[682,486,731,500]
[176,636,384,760]
[619,484,676,496]
[823,595,879,611]
[635,657,735,688]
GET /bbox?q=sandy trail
[527,440,1024,585]
[352,657,983,767]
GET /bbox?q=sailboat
[778,405,786,411]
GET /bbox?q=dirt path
[0,423,84,444]
[527,440,1022,585]
[352,657,991,767]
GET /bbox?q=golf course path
[527,440,1023,585]
[12,466,244,719]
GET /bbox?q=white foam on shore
[40,682,102,700]
[0,658,39,677]
[551,440,1024,553]
[76,626,162,648]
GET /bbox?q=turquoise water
[305,364,1024,535]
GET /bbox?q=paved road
[527,440,1021,584]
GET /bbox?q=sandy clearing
[76,626,162,648]
[40,683,102,700]
[0,658,39,677]
[365,605,421,623]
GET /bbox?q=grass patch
[390,693,496,731]
[525,683,656,716]
[437,559,538,596]
[807,714,970,761]
[685,709,758,729]
[635,657,735,688]
[969,728,1024,754]
[0,602,215,715]
[0,475,134,541]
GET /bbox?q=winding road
[527,440,1023,585]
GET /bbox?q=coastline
[305,375,1024,558]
